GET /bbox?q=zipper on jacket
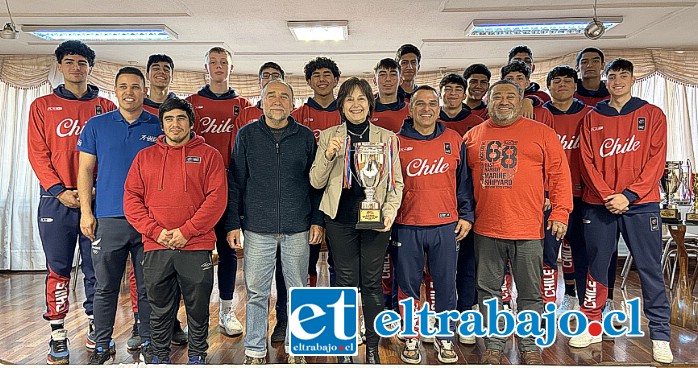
[276,142,281,234]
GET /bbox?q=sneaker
[458,329,476,345]
[171,322,188,345]
[270,320,287,343]
[139,340,155,363]
[47,329,70,365]
[243,355,267,364]
[127,323,142,351]
[287,355,307,364]
[188,356,205,365]
[420,316,436,344]
[568,330,602,348]
[86,319,96,349]
[603,299,623,328]
[400,338,422,364]
[359,314,366,345]
[480,349,502,364]
[520,350,544,365]
[434,338,458,364]
[88,346,113,365]
[556,295,579,316]
[220,306,243,336]
[652,340,673,364]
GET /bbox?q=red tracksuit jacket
[543,99,593,197]
[186,85,252,169]
[124,134,227,252]
[27,85,116,195]
[371,98,410,133]
[437,104,485,136]
[237,101,263,129]
[291,98,341,142]
[579,97,667,207]
[574,80,610,107]
[467,101,489,120]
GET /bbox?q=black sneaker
[270,320,287,343]
[47,329,69,365]
[88,347,114,365]
[139,341,155,363]
[171,321,188,345]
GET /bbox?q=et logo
[288,287,359,356]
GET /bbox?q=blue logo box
[288,287,359,356]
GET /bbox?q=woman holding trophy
[310,77,404,364]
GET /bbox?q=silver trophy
[660,161,683,223]
[354,142,387,229]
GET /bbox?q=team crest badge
[444,142,451,154]
[637,117,646,131]
[234,106,240,116]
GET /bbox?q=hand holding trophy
[354,142,387,229]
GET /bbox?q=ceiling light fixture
[22,24,177,41]
[287,21,348,41]
[585,0,606,40]
[465,17,621,38]
[1,0,18,39]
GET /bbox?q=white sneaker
[568,330,602,348]
[556,295,579,316]
[458,332,476,345]
[219,306,243,336]
[420,315,436,344]
[652,340,673,364]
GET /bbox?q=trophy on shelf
[354,142,387,229]
[660,161,683,223]
[687,159,698,224]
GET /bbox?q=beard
[492,108,517,122]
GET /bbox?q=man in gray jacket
[225,79,323,364]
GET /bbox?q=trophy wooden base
[356,208,383,230]
[661,208,682,224]
[687,213,698,225]
[668,224,698,331]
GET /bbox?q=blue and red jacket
[437,104,484,136]
[396,119,474,226]
[580,97,667,211]
[574,80,610,107]
[292,97,341,142]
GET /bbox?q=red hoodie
[124,134,227,252]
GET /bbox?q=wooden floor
[2,253,698,366]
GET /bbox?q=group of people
[27,39,674,366]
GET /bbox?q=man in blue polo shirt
[77,66,162,365]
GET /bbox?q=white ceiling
[2,0,698,76]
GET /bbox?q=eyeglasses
[262,72,282,79]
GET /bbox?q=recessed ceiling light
[287,21,348,41]
[22,24,177,41]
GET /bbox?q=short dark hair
[374,58,401,73]
[258,61,285,81]
[439,73,467,90]
[487,80,524,101]
[463,63,491,81]
[147,54,174,73]
[336,77,375,122]
[546,65,579,87]
[410,85,439,108]
[576,47,605,66]
[115,66,146,86]
[604,58,633,76]
[54,40,96,67]
[501,61,531,80]
[159,97,195,128]
[508,45,533,63]
[395,44,421,64]
[304,57,341,81]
